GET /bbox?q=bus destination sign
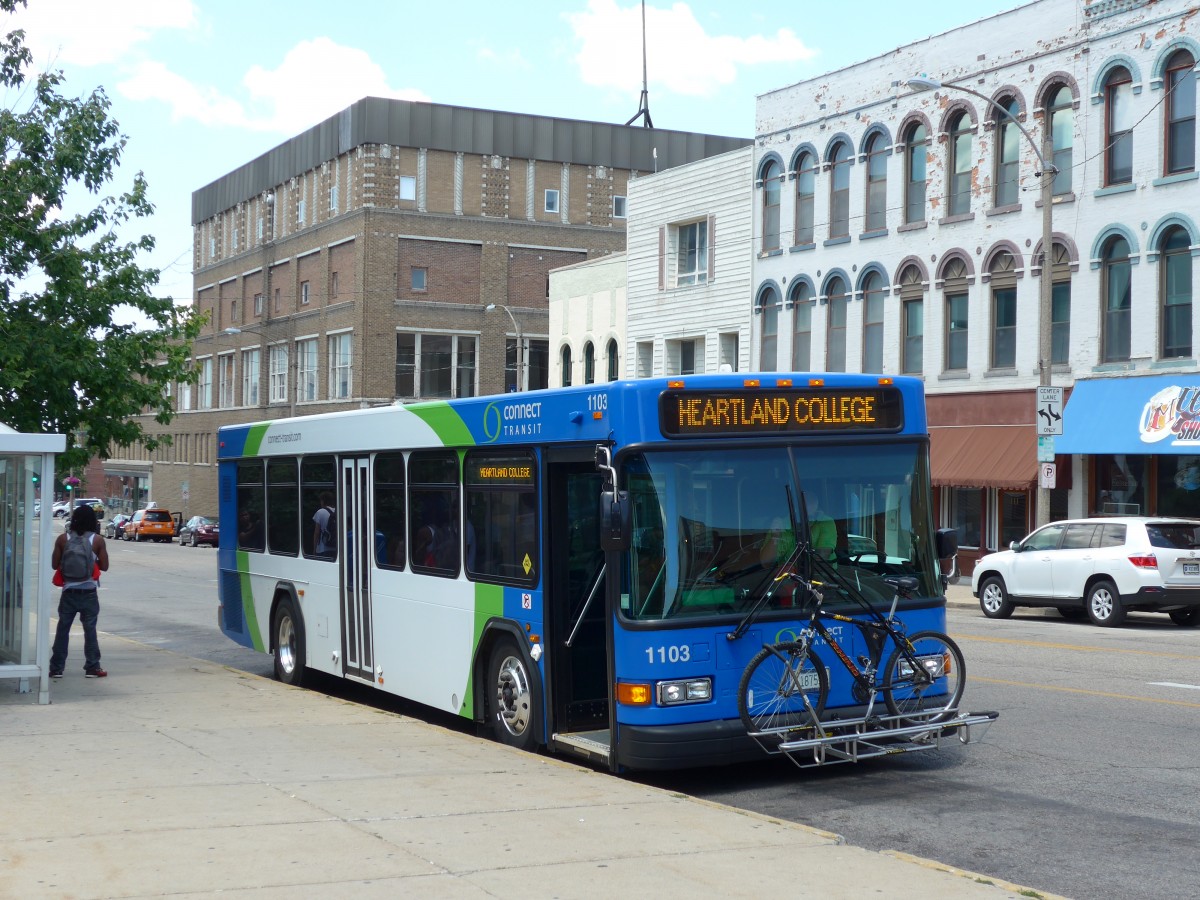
[661,388,903,437]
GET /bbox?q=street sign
[1037,435,1056,463]
[1040,462,1057,489]
[1036,386,1064,436]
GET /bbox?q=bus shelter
[0,424,65,703]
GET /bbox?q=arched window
[790,281,812,370]
[948,112,973,216]
[1104,67,1134,186]
[794,152,816,245]
[988,251,1017,369]
[899,265,924,374]
[904,122,928,224]
[606,339,619,381]
[1048,85,1074,195]
[1160,226,1193,359]
[994,98,1021,207]
[1049,242,1072,366]
[943,258,970,371]
[583,341,595,384]
[759,286,780,371]
[825,276,848,372]
[560,345,573,387]
[1165,50,1196,176]
[828,142,852,238]
[864,133,888,232]
[762,160,782,252]
[1101,235,1132,362]
[861,271,886,372]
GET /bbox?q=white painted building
[548,252,627,387]
[626,146,754,377]
[751,0,1200,572]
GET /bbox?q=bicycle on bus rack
[735,571,994,766]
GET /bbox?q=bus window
[464,450,538,585]
[236,460,265,553]
[374,452,406,569]
[301,455,337,560]
[410,451,460,576]
[267,458,299,556]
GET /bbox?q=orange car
[126,508,176,543]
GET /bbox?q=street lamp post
[907,77,1058,528]
[485,303,523,392]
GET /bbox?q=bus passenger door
[340,456,373,682]
[545,452,612,767]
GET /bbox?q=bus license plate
[1185,563,1199,575]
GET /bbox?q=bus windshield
[620,442,939,622]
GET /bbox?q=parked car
[178,515,219,547]
[72,497,105,520]
[104,513,132,540]
[52,501,71,518]
[971,516,1200,627]
[125,508,176,543]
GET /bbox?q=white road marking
[1148,682,1200,691]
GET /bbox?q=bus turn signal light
[617,682,652,706]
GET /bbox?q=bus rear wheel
[486,639,538,751]
[272,598,306,687]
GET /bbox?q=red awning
[929,425,1037,490]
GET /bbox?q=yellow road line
[974,675,1200,709]
[954,632,1200,661]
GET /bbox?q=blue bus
[217,372,977,771]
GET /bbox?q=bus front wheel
[486,639,538,751]
[273,598,306,687]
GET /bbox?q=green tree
[0,0,203,474]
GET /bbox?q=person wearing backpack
[312,492,335,557]
[49,503,110,678]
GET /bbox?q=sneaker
[49,671,63,679]
[84,668,107,678]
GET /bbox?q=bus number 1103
[646,644,691,664]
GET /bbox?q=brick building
[116,98,748,520]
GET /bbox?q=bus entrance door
[339,456,374,683]
[546,453,612,768]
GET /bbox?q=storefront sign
[1139,385,1200,446]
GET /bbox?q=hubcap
[983,585,1003,612]
[277,614,296,675]
[495,654,532,737]
[1091,590,1114,620]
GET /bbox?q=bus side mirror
[600,490,630,552]
[935,527,958,560]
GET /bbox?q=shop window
[1156,455,1200,517]
[999,491,1028,548]
[949,488,982,549]
[1094,453,1144,515]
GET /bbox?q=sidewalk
[1,627,1056,899]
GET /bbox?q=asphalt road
[87,530,1200,900]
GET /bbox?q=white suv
[971,517,1200,627]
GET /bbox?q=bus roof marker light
[743,379,760,388]
[667,380,685,389]
[808,378,825,387]
[877,377,894,385]
[776,378,793,387]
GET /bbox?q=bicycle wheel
[738,641,828,743]
[881,631,965,725]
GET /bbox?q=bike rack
[750,708,1000,769]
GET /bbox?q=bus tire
[486,639,538,751]
[272,597,306,687]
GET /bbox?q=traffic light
[32,473,39,484]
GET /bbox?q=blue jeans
[50,588,102,673]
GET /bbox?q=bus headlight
[657,678,712,705]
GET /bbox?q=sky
[4,0,1023,315]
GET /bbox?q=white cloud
[118,61,248,127]
[477,46,531,70]
[117,37,429,135]
[242,38,429,133]
[567,0,815,98]
[7,0,194,67]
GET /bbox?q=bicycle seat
[881,575,919,597]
